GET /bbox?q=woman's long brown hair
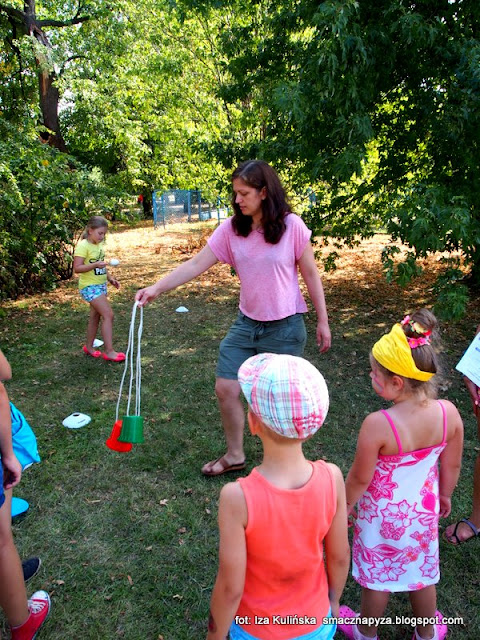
[231,160,292,244]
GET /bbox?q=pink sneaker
[11,590,51,640]
[338,605,380,639]
[411,610,448,640]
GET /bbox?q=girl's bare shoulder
[358,410,393,448]
[438,398,463,428]
[361,409,392,431]
[438,398,459,412]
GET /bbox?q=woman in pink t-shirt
[135,160,331,475]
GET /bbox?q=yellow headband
[371,323,434,382]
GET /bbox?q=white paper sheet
[455,332,480,386]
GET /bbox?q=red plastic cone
[106,419,133,452]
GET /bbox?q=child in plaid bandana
[206,353,349,640]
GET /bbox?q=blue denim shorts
[80,283,108,302]
[216,312,307,380]
[229,609,336,640]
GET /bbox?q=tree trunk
[1,0,89,152]
[469,250,480,288]
[142,193,153,219]
[25,1,67,151]
[38,69,67,152]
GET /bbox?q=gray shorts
[216,312,307,380]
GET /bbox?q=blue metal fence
[152,189,230,228]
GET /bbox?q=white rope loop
[115,301,143,421]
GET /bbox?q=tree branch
[59,54,89,76]
[7,37,28,101]
[37,15,91,28]
[0,3,92,31]
[0,3,25,22]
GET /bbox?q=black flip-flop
[443,518,480,546]
[202,456,246,477]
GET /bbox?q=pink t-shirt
[207,214,311,321]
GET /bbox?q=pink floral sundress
[352,401,447,592]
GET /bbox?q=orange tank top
[235,460,336,639]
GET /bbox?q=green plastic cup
[118,415,144,443]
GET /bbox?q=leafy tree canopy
[0,0,238,296]
[3,0,480,317]
[186,0,480,318]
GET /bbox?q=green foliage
[187,0,480,318]
[1,0,235,209]
[382,247,423,287]
[1,0,237,299]
[0,117,130,299]
[57,0,234,199]
[0,12,38,122]
[432,264,470,322]
[3,0,480,316]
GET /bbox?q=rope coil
[115,301,143,421]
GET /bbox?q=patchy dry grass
[1,220,479,639]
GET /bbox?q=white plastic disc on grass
[175,306,189,313]
[93,339,104,348]
[62,413,91,429]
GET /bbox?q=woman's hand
[463,376,480,416]
[316,320,331,353]
[135,283,161,307]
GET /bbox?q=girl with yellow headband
[338,309,464,640]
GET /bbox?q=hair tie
[401,315,432,338]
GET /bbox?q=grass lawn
[1,220,479,640]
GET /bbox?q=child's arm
[438,401,464,518]
[206,482,247,640]
[0,382,22,490]
[107,270,120,290]
[0,348,12,381]
[345,412,386,514]
[73,256,107,274]
[324,463,350,618]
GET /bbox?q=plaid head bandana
[238,353,329,439]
